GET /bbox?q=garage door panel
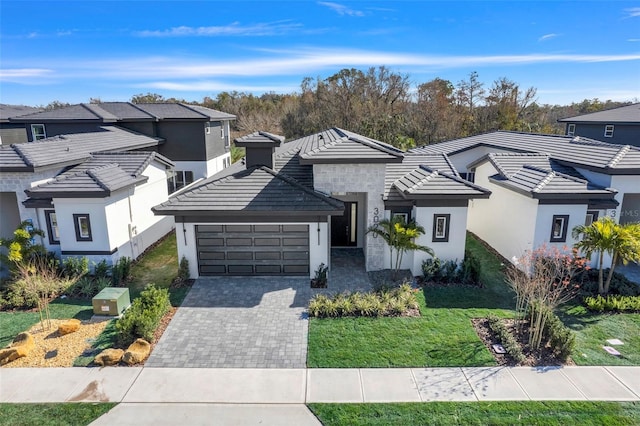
[195,224,309,276]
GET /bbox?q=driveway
[146,277,311,368]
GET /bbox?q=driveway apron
[146,277,310,368]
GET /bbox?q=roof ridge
[531,169,556,193]
[177,102,208,119]
[337,128,404,158]
[79,103,106,119]
[607,145,631,168]
[87,163,121,191]
[257,166,344,209]
[11,144,34,167]
[127,102,159,120]
[487,153,511,178]
[441,153,459,176]
[523,163,588,185]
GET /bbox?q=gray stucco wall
[156,121,206,161]
[24,122,103,141]
[313,163,387,271]
[205,121,227,160]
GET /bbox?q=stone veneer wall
[0,170,57,228]
[313,163,386,271]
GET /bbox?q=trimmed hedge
[486,314,526,363]
[116,284,170,346]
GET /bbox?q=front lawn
[307,233,515,368]
[0,403,115,426]
[560,305,640,366]
[309,401,640,426]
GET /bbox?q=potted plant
[311,263,328,288]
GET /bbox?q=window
[567,124,575,136]
[223,157,231,168]
[45,210,59,244]
[205,122,211,134]
[467,168,476,183]
[432,214,450,242]
[168,170,195,193]
[73,214,92,241]
[31,124,46,140]
[585,210,599,226]
[550,215,569,242]
[604,125,614,138]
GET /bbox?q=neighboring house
[153,128,491,278]
[411,131,640,267]
[0,104,42,145]
[0,126,172,268]
[10,102,236,191]
[558,103,640,147]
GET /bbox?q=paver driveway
[146,277,311,368]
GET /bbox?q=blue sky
[1,1,639,106]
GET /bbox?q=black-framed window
[432,214,450,242]
[567,124,576,136]
[31,124,46,140]
[550,215,569,242]
[73,214,92,241]
[45,210,60,244]
[167,170,194,193]
[585,210,599,226]
[604,125,614,138]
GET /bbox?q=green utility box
[92,287,131,316]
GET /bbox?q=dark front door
[331,201,357,247]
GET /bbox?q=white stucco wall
[533,204,588,250]
[448,146,517,174]
[173,154,231,181]
[313,163,387,271]
[176,221,329,279]
[468,161,538,261]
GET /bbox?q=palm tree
[572,217,640,294]
[367,216,434,278]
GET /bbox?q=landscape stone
[122,339,151,365]
[58,319,82,336]
[0,332,35,365]
[94,348,124,366]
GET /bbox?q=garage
[195,224,310,275]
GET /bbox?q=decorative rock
[0,332,35,366]
[122,338,151,365]
[94,348,124,366]
[58,319,82,336]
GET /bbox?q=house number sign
[372,207,379,238]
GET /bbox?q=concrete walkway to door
[145,277,311,369]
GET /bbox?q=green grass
[308,402,640,426]
[0,403,116,426]
[560,304,640,366]
[0,298,93,347]
[128,231,180,301]
[307,233,515,368]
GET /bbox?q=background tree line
[40,68,632,150]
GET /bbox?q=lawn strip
[0,403,116,426]
[308,401,640,426]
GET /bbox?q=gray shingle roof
[235,131,285,146]
[558,103,640,124]
[153,165,343,216]
[410,131,640,174]
[0,126,163,172]
[0,104,42,122]
[385,154,490,202]
[11,102,236,122]
[477,153,617,200]
[25,151,171,198]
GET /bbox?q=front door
[331,202,357,247]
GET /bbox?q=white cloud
[538,33,559,42]
[0,68,53,81]
[624,7,640,18]
[137,21,302,37]
[628,38,640,42]
[318,2,365,17]
[141,80,299,93]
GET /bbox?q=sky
[1,0,639,107]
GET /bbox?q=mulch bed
[472,317,574,366]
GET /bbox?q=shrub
[584,294,640,313]
[61,256,89,278]
[116,284,171,346]
[112,257,132,286]
[579,269,640,297]
[545,314,575,362]
[93,260,111,279]
[460,250,481,285]
[308,284,419,318]
[486,314,526,364]
[177,256,190,282]
[421,258,442,282]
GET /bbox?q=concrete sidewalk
[1,366,638,404]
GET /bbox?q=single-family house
[411,131,640,266]
[0,126,173,268]
[152,128,491,278]
[558,103,640,147]
[10,102,236,191]
[0,104,42,145]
